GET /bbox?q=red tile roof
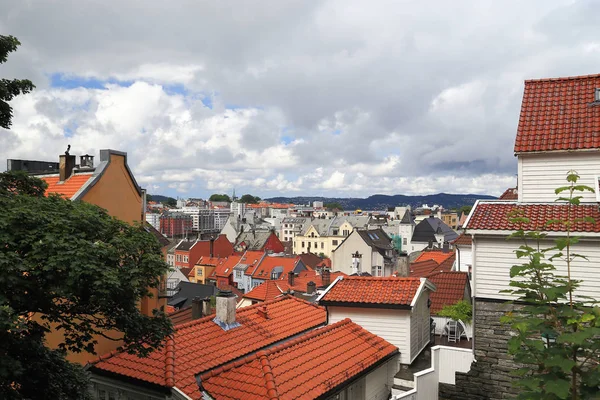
[245,271,347,302]
[409,259,440,277]
[169,306,193,326]
[196,256,221,266]
[498,187,518,200]
[414,250,454,265]
[451,233,472,246]
[466,202,600,233]
[200,319,398,400]
[252,255,299,280]
[40,173,93,199]
[319,276,422,307]
[515,73,600,153]
[427,271,469,314]
[243,280,288,302]
[213,256,242,278]
[89,296,326,399]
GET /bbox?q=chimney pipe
[214,289,239,330]
[59,154,76,182]
[202,297,212,317]
[192,297,203,320]
[322,269,331,287]
[442,242,450,253]
[257,305,269,319]
[288,271,294,287]
[210,236,215,258]
[307,281,316,294]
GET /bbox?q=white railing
[392,346,474,400]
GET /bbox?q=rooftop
[89,296,327,399]
[199,318,398,400]
[40,172,93,199]
[451,233,472,246]
[426,271,470,314]
[319,276,425,308]
[466,202,600,233]
[515,73,600,153]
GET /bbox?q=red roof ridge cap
[164,336,175,387]
[524,72,600,83]
[258,353,279,400]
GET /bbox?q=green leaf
[545,379,571,398]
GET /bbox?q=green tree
[163,197,177,207]
[239,194,260,204]
[459,205,472,216]
[438,300,472,323]
[501,171,600,399]
[1,35,35,129]
[209,193,232,202]
[324,202,344,211]
[0,171,173,399]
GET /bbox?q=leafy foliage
[0,171,173,399]
[0,35,35,129]
[459,205,472,216]
[209,193,232,202]
[324,202,344,211]
[438,300,472,323]
[239,194,260,204]
[501,171,600,399]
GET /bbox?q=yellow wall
[83,153,142,225]
[193,265,216,285]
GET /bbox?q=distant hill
[147,194,175,203]
[264,193,496,210]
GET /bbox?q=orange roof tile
[319,276,422,307]
[451,233,472,246]
[244,271,347,302]
[40,173,93,199]
[409,259,440,277]
[498,187,518,200]
[252,256,299,280]
[200,319,398,400]
[427,271,469,314]
[89,296,327,399]
[169,306,193,326]
[414,250,454,265]
[515,73,600,153]
[213,256,242,278]
[466,202,600,233]
[243,280,288,302]
[196,256,221,266]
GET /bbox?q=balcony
[158,278,181,298]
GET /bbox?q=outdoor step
[394,377,415,388]
[392,384,415,392]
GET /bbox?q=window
[183,256,188,263]
[332,240,338,246]
[403,238,407,245]
[333,229,339,235]
[321,242,324,249]
[302,241,305,248]
[310,232,315,237]
[176,255,181,262]
[197,269,203,276]
[235,270,242,279]
[371,265,382,277]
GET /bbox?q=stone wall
[439,300,522,400]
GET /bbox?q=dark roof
[143,222,170,247]
[297,252,323,269]
[400,210,415,225]
[167,282,217,309]
[412,217,458,243]
[175,240,195,252]
[356,229,394,257]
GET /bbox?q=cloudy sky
[1,0,599,199]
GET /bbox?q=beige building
[293,216,370,258]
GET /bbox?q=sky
[2,0,600,199]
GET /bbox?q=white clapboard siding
[328,306,411,364]
[457,248,472,272]
[519,152,600,203]
[475,237,600,300]
[365,358,397,400]
[409,293,430,364]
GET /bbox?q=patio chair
[447,320,459,343]
[458,319,472,341]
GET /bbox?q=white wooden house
[318,276,435,365]
[331,228,397,276]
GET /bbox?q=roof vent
[595,88,600,102]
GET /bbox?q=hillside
[264,193,496,210]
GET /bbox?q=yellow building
[192,256,220,284]
[293,216,370,258]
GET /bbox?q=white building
[145,213,161,230]
[331,228,397,276]
[319,276,435,366]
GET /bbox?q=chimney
[79,154,94,168]
[202,297,212,317]
[442,241,450,253]
[257,305,269,319]
[214,289,239,330]
[307,281,316,294]
[59,154,76,182]
[210,236,215,257]
[288,271,295,286]
[192,297,203,320]
[322,269,331,287]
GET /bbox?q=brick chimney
[210,236,215,257]
[214,289,240,330]
[288,271,295,286]
[322,269,331,287]
[307,281,316,294]
[192,297,203,320]
[59,154,76,182]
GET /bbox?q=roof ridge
[164,336,175,387]
[258,352,280,400]
[525,72,600,83]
